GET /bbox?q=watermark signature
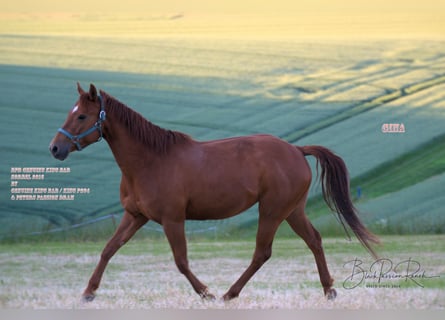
[381,123,405,133]
[343,258,440,290]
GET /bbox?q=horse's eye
[78,114,87,120]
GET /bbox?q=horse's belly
[185,189,258,220]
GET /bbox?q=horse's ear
[77,82,85,95]
[88,84,98,101]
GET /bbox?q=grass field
[1,3,445,240]
[0,235,443,309]
[1,38,445,239]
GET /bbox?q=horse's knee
[263,247,272,262]
[100,242,122,261]
[253,246,272,266]
[101,248,114,261]
[175,259,190,275]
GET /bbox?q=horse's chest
[120,180,144,211]
[120,182,169,223]
[120,191,140,213]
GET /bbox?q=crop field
[0,235,444,309]
[1,35,445,239]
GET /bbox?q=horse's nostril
[49,143,68,161]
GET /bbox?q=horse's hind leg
[286,208,337,300]
[82,211,148,302]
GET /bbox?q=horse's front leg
[82,211,148,302]
[162,220,215,300]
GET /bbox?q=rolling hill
[1,35,444,239]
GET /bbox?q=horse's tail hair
[299,145,380,258]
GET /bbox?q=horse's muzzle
[49,141,70,161]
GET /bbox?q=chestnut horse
[49,83,379,302]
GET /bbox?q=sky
[1,0,444,39]
[2,0,444,14]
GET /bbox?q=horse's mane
[99,91,191,154]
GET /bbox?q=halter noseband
[57,96,106,151]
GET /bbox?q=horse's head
[49,83,106,160]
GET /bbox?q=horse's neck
[103,114,154,178]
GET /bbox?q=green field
[1,34,445,240]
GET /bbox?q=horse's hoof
[325,288,337,301]
[82,293,96,303]
[199,289,216,301]
[202,292,216,301]
[222,292,238,301]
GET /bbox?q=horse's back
[183,134,311,220]
[198,134,310,188]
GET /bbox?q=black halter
[58,96,106,151]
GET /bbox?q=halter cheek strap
[58,95,106,151]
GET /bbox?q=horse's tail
[299,145,380,258]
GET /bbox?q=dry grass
[0,236,444,309]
